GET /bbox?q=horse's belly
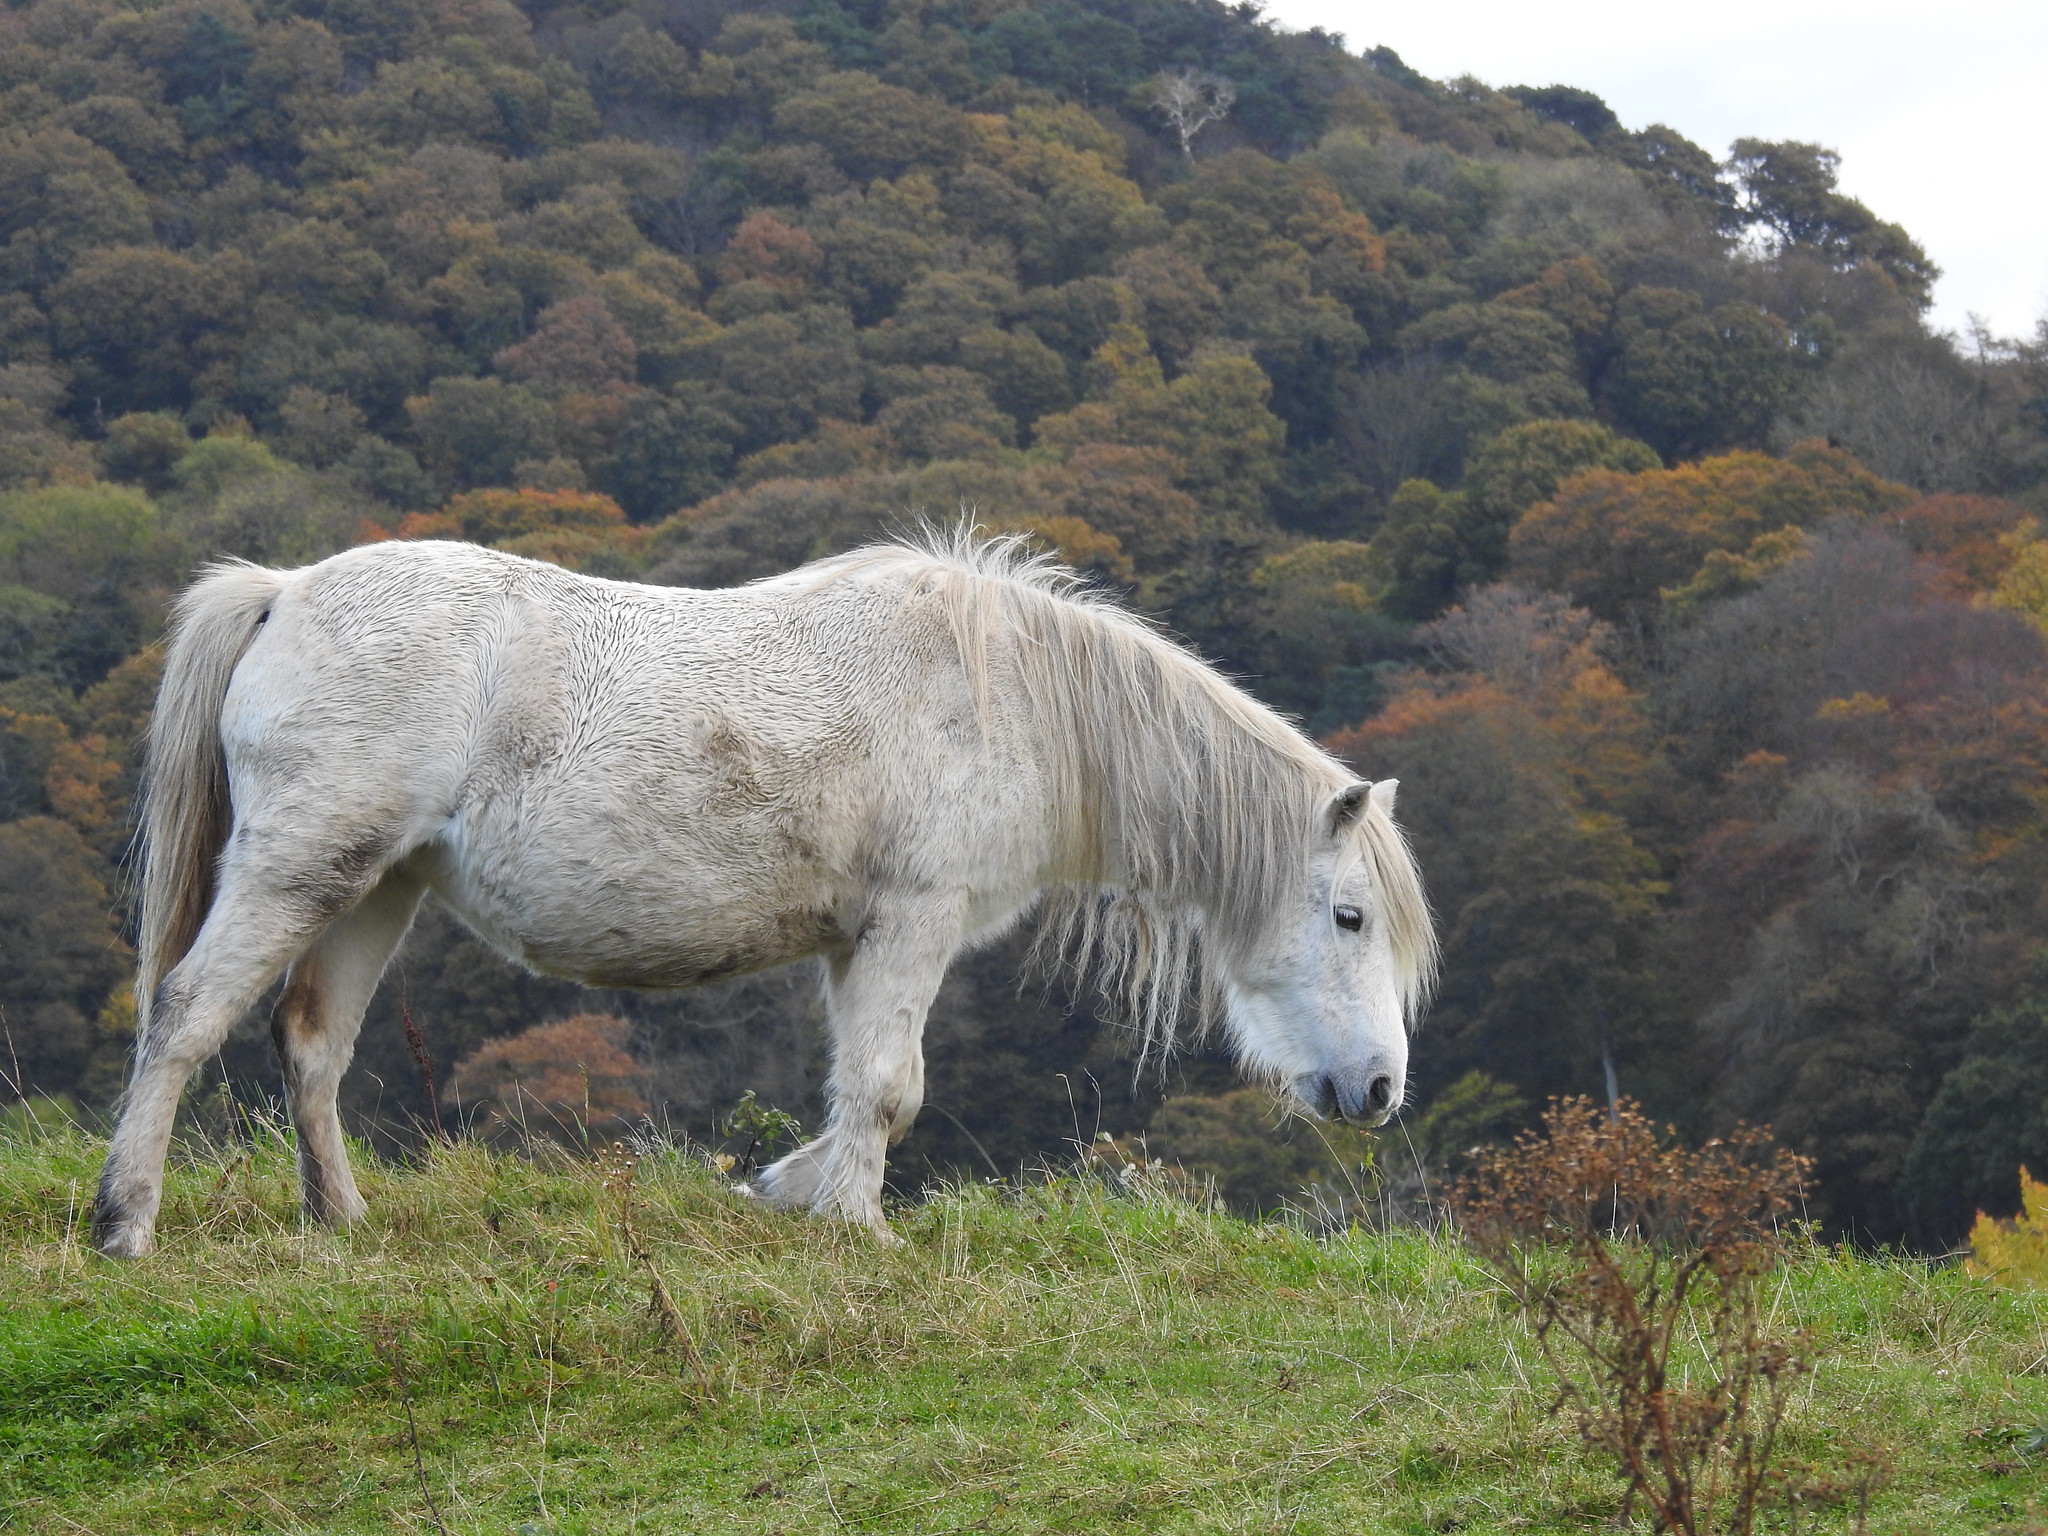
[523,911,837,989]
[416,819,845,990]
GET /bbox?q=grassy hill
[0,1116,2043,1534]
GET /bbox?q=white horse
[92,532,1435,1257]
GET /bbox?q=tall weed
[1454,1098,1813,1536]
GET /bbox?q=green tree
[700,306,862,454]
[1248,539,1405,729]
[1902,999,2048,1247]
[0,130,152,292]
[0,483,161,687]
[1601,289,1796,461]
[873,366,1013,460]
[1729,139,1939,308]
[773,71,968,181]
[594,388,740,523]
[1606,124,1741,231]
[96,414,193,494]
[406,376,559,492]
[47,246,252,415]
[1367,478,1468,622]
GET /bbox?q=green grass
[0,1117,2043,1535]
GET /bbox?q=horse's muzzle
[1298,1066,1400,1125]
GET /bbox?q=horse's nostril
[1315,1074,1341,1117]
[1366,1074,1394,1113]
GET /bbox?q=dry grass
[0,1111,2043,1533]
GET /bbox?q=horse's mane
[798,528,1436,1055]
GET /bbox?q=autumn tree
[448,1014,648,1143]
[491,294,637,394]
[1035,328,1286,535]
[1369,419,1660,621]
[0,816,131,1099]
[1509,441,1914,624]
[395,487,647,572]
[0,0,2025,1234]
[1879,493,2029,593]
[1330,591,1673,1113]
[716,211,824,297]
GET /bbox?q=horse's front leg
[754,902,957,1234]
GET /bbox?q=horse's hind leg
[270,871,425,1229]
[755,902,957,1233]
[93,868,347,1258]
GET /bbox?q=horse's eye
[1333,904,1364,932]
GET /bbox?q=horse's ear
[1369,778,1397,816]
[1325,781,1371,836]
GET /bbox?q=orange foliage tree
[1876,493,2030,594]
[448,1014,649,1143]
[1508,441,1913,622]
[392,487,649,572]
[1328,589,1672,1106]
[717,212,825,298]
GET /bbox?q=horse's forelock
[1353,802,1439,1029]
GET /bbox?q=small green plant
[1454,1098,1814,1536]
[716,1089,802,1175]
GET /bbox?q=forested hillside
[0,0,2043,1246]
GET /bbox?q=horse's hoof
[305,1195,368,1230]
[92,1225,156,1260]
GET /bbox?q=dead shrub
[1453,1097,1812,1535]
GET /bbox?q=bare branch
[1150,68,1235,158]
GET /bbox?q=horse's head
[1223,779,1433,1126]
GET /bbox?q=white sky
[1257,0,2048,341]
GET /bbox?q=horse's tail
[134,561,287,1047]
